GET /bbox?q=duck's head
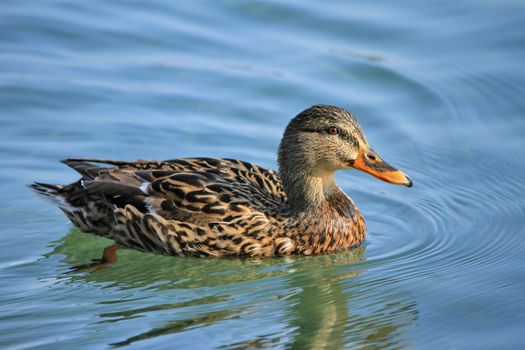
[278,105,411,208]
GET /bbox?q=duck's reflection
[46,229,417,349]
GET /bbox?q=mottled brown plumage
[31,105,412,258]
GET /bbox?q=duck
[31,105,412,259]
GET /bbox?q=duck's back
[31,158,293,256]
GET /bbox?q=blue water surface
[1,1,525,349]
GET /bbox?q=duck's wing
[62,157,287,220]
[65,157,283,190]
[54,158,291,256]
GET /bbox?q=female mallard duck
[31,105,412,258]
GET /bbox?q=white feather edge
[139,181,150,194]
[30,188,76,211]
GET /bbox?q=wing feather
[45,157,288,255]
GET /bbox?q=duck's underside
[32,158,363,257]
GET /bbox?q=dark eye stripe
[297,127,359,148]
[297,127,322,133]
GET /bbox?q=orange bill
[352,150,412,187]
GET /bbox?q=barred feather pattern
[31,157,365,257]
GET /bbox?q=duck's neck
[280,169,355,217]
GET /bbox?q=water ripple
[2,0,525,348]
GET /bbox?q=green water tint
[44,229,415,348]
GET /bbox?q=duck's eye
[327,127,339,135]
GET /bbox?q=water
[1,0,524,348]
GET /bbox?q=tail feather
[28,182,74,210]
[30,158,148,238]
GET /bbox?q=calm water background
[1,1,524,349]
